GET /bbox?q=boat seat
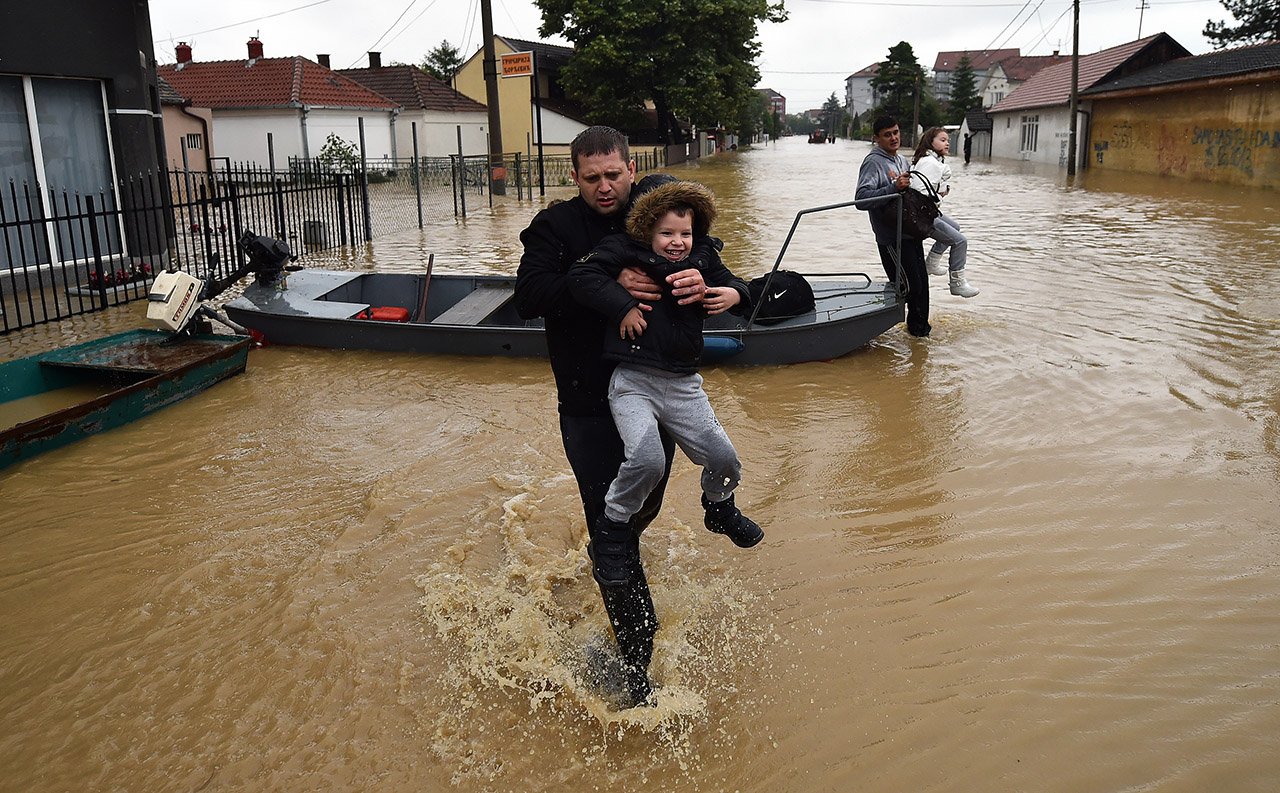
[432,284,514,325]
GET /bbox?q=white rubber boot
[926,249,948,276]
[949,269,980,298]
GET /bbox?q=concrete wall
[1089,80,1280,189]
[397,111,488,158]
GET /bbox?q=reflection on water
[2,138,1280,791]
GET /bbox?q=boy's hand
[666,268,706,305]
[703,286,741,316]
[620,307,647,339]
[618,267,660,311]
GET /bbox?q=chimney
[247,36,264,61]
[1052,49,1060,57]
[368,51,381,69]
[317,53,331,68]
[176,42,192,64]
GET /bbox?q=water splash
[414,474,770,786]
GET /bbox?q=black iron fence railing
[2,146,667,334]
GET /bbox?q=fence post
[335,172,349,247]
[85,194,108,310]
[267,133,287,240]
[412,121,423,229]
[456,126,466,218]
[358,117,372,243]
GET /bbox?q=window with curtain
[0,75,119,269]
[33,76,119,260]
[1,75,49,267]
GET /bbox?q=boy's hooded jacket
[568,181,750,374]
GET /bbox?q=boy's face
[874,125,901,153]
[651,210,693,262]
[571,151,635,216]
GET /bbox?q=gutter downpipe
[300,105,311,162]
[179,102,212,172]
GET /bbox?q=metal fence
[2,145,668,334]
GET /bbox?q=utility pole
[1067,0,1080,176]
[480,0,506,195]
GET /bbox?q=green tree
[870,42,926,125]
[534,0,788,144]
[731,89,770,143]
[420,40,463,82]
[821,93,849,139]
[947,55,981,124]
[316,133,360,171]
[1204,0,1279,48]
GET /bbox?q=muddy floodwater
[2,137,1279,792]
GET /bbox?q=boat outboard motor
[147,231,296,336]
[237,232,297,289]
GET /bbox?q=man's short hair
[570,126,630,169]
[873,116,899,135]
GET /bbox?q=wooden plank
[432,285,514,325]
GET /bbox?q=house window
[992,91,1004,104]
[1020,114,1039,152]
[184,133,203,151]
[0,74,119,269]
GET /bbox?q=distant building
[933,49,1019,103]
[844,63,880,119]
[158,76,213,171]
[454,36,588,156]
[978,53,1071,108]
[959,109,994,159]
[158,38,400,166]
[988,34,1191,168]
[759,88,787,118]
[1082,42,1280,188]
[339,55,489,158]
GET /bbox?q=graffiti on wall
[1192,127,1280,178]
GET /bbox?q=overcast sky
[148,0,1228,111]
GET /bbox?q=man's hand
[703,286,741,316]
[618,266,660,311]
[666,268,706,305]
[888,169,912,191]
[619,307,647,339]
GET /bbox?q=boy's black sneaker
[589,513,639,587]
[702,493,764,548]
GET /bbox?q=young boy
[568,180,763,592]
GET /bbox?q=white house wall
[533,110,587,147]
[990,104,1088,167]
[212,111,305,165]
[306,108,394,164]
[397,111,488,158]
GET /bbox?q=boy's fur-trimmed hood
[625,181,717,243]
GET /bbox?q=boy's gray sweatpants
[603,364,741,523]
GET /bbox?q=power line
[346,0,422,67]
[152,0,338,46]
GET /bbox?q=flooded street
[2,137,1279,792]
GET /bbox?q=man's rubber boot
[702,493,764,548]
[589,513,638,587]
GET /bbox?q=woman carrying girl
[911,128,979,298]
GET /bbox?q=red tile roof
[990,35,1187,113]
[337,65,486,113]
[934,49,1020,72]
[1000,53,1071,81]
[157,57,398,111]
[849,62,881,78]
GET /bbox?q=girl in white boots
[910,128,979,298]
